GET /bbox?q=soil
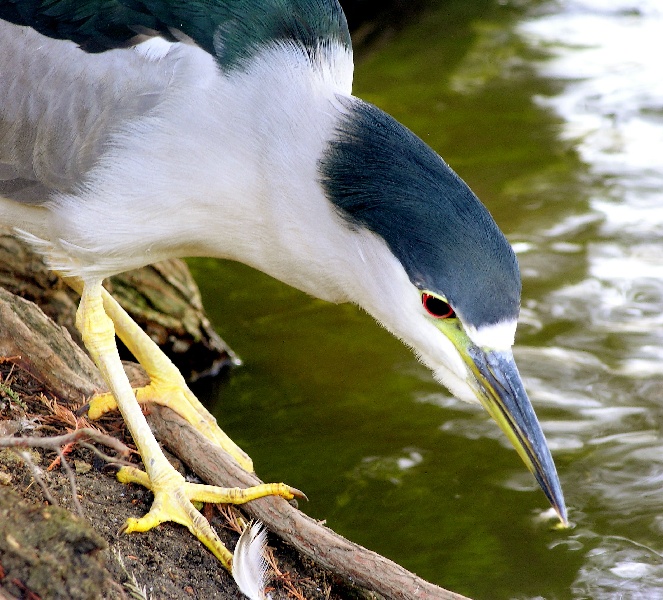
[0,360,371,600]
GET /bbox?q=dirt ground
[0,360,373,600]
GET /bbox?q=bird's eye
[422,293,456,319]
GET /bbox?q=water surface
[190,1,663,597]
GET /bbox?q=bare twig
[0,428,130,457]
[18,450,57,507]
[0,355,22,365]
[79,441,134,468]
[57,449,84,518]
[47,441,73,471]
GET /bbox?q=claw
[287,486,308,502]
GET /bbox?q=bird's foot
[118,464,302,570]
[74,281,287,574]
[88,380,253,472]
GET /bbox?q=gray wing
[0,20,176,204]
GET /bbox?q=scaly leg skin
[65,277,253,472]
[76,281,296,569]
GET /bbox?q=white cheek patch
[465,319,517,350]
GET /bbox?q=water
[189,1,663,597]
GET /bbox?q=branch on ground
[0,428,131,459]
[148,405,471,600]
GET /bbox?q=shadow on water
[190,1,663,598]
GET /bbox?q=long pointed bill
[441,324,567,524]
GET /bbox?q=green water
[190,1,663,598]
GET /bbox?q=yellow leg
[69,279,252,472]
[75,281,293,569]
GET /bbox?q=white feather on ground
[232,521,270,600]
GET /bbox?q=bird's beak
[439,321,568,525]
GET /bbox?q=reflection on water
[191,1,663,598]
[518,1,663,598]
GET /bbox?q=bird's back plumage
[0,0,355,283]
[0,0,350,69]
[0,0,352,207]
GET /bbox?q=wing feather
[0,20,175,202]
[0,1,353,204]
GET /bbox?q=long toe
[117,464,299,570]
[124,485,235,568]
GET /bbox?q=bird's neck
[179,42,362,302]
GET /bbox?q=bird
[0,0,567,584]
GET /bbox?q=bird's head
[320,98,567,524]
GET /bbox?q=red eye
[422,293,456,319]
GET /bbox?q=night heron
[0,0,567,581]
